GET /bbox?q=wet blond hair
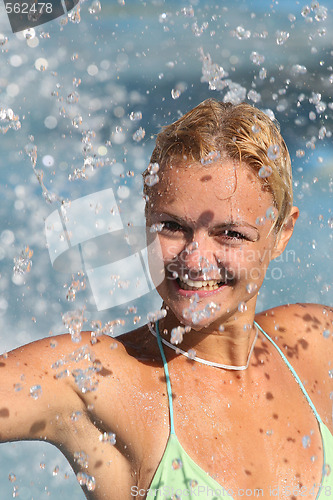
[143,98,293,233]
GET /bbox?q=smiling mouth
[176,275,225,291]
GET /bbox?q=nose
[180,231,219,278]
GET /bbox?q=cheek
[159,237,184,262]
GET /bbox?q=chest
[127,357,325,497]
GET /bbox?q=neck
[156,304,258,367]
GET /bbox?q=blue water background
[0,0,332,498]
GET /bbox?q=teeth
[179,276,222,287]
[178,276,223,290]
[180,282,220,291]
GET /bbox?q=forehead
[148,159,273,219]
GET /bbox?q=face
[146,157,284,331]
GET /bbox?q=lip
[171,276,228,297]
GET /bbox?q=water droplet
[191,21,209,37]
[52,466,59,476]
[189,479,198,488]
[35,57,48,71]
[296,149,305,158]
[259,68,267,80]
[291,64,307,74]
[0,107,21,134]
[323,330,330,339]
[68,6,81,23]
[149,223,164,233]
[187,349,196,360]
[301,5,311,17]
[252,124,261,134]
[148,162,160,174]
[184,241,198,254]
[23,28,35,39]
[171,326,186,345]
[247,90,261,103]
[250,51,265,65]
[74,451,89,468]
[147,309,167,322]
[233,26,251,40]
[0,34,8,46]
[238,301,247,313]
[259,165,273,178]
[99,432,116,444]
[72,115,83,128]
[314,5,327,21]
[324,463,331,476]
[246,283,258,294]
[200,150,221,165]
[256,216,266,225]
[86,475,96,491]
[67,92,79,104]
[40,462,46,470]
[219,324,225,332]
[172,458,183,469]
[13,246,33,276]
[132,127,145,142]
[62,308,86,343]
[302,435,311,448]
[171,88,181,99]
[267,144,280,160]
[88,0,101,14]
[129,111,142,121]
[8,473,16,483]
[276,31,289,45]
[30,385,42,400]
[144,174,159,187]
[181,7,194,17]
[266,207,276,220]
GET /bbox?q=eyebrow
[153,212,260,236]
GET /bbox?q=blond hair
[143,98,293,233]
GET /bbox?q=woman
[0,99,332,499]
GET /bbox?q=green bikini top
[147,320,333,499]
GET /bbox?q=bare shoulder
[255,303,333,429]
[255,302,332,344]
[0,330,139,444]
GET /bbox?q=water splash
[66,273,86,301]
[13,246,33,276]
[0,108,21,134]
[62,308,87,343]
[24,139,60,203]
[147,309,167,322]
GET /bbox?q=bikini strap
[155,320,176,435]
[254,320,323,424]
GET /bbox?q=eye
[218,229,247,240]
[161,221,183,233]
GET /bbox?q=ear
[271,206,300,260]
